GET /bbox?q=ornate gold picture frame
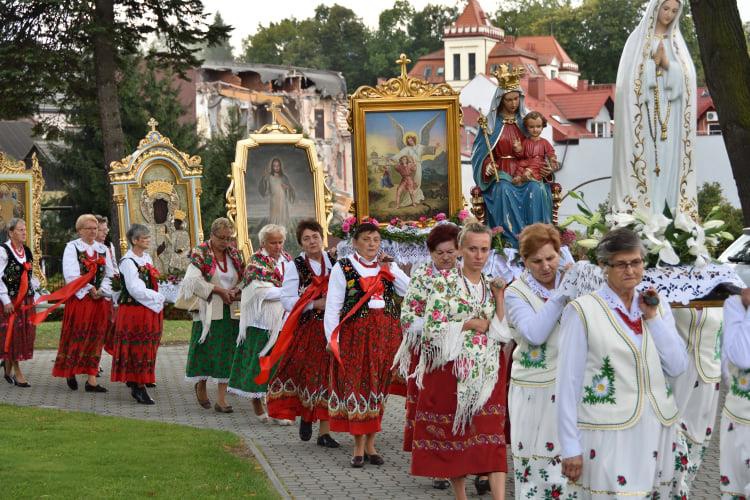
[0,151,45,288]
[226,113,332,260]
[348,54,462,223]
[109,119,204,274]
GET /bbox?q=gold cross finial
[396,54,411,78]
[147,117,159,132]
[266,102,282,125]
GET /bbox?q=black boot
[299,420,313,441]
[66,376,78,390]
[133,387,155,405]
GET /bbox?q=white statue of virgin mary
[610,0,698,220]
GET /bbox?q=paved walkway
[1,346,722,499]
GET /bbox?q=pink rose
[435,212,447,221]
[492,226,504,235]
[341,222,351,233]
[419,215,427,222]
[344,216,356,225]
[458,209,470,221]
[390,217,400,226]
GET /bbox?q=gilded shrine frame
[348,54,463,223]
[226,117,332,261]
[0,152,45,288]
[108,119,204,260]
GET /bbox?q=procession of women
[0,1,748,499]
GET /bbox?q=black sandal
[474,475,491,495]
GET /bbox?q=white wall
[445,36,498,90]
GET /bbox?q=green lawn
[35,320,193,350]
[0,404,280,499]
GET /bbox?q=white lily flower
[693,254,708,267]
[673,212,696,233]
[606,212,636,227]
[687,227,707,257]
[702,219,724,230]
[658,241,680,265]
[577,239,600,249]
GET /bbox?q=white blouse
[722,295,750,375]
[556,285,688,459]
[62,238,114,300]
[505,271,568,345]
[118,250,165,313]
[249,250,290,330]
[280,252,332,313]
[323,252,409,343]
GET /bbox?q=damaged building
[184,62,353,196]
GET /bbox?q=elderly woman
[505,223,572,495]
[557,228,688,497]
[263,220,338,446]
[228,223,292,422]
[395,223,459,491]
[110,224,165,404]
[411,222,510,500]
[324,221,409,468]
[179,217,244,413]
[719,289,750,499]
[0,218,39,387]
[53,213,113,392]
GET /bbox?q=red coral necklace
[10,242,25,259]
[211,244,228,273]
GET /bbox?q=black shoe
[364,453,384,465]
[474,475,491,495]
[133,387,155,405]
[299,420,313,441]
[350,456,365,468]
[97,367,103,377]
[316,433,340,449]
[432,478,450,490]
[84,382,108,393]
[66,376,78,391]
[14,380,30,388]
[145,383,156,388]
[126,381,136,388]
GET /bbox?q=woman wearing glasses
[179,217,244,413]
[557,228,687,497]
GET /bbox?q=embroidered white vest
[571,294,679,430]
[507,278,560,387]
[724,361,750,425]
[673,307,722,383]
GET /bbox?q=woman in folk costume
[324,220,409,467]
[227,223,292,423]
[0,218,39,387]
[505,223,574,497]
[610,0,698,219]
[180,217,244,413]
[394,222,460,491]
[97,215,119,359]
[262,220,339,447]
[719,289,750,499]
[557,228,688,498]
[669,303,723,497]
[411,222,511,500]
[52,214,114,392]
[109,224,165,405]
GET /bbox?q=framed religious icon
[109,118,204,274]
[348,54,462,223]
[0,152,45,288]
[226,110,332,259]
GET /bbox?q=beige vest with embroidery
[673,307,722,383]
[724,361,750,425]
[507,278,560,387]
[571,294,679,430]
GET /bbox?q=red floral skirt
[102,300,117,355]
[52,295,112,378]
[403,351,420,452]
[0,295,36,362]
[389,371,408,397]
[267,315,332,422]
[328,309,402,435]
[411,353,509,478]
[110,304,163,384]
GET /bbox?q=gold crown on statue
[492,63,525,91]
[145,180,174,197]
[174,209,186,220]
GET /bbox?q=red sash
[254,273,329,384]
[27,255,104,325]
[2,262,31,354]
[329,264,394,365]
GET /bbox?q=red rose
[617,475,626,486]
[589,449,596,459]
[680,455,688,466]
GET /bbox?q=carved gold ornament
[491,63,525,92]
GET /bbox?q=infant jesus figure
[394,154,418,208]
[512,111,559,185]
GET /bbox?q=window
[424,66,432,78]
[526,64,537,75]
[489,64,498,73]
[591,121,608,138]
[550,69,557,79]
[468,53,476,79]
[708,123,722,135]
[453,54,461,81]
[314,109,325,138]
[437,66,445,76]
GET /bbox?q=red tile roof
[454,0,492,28]
[696,87,715,118]
[545,78,577,95]
[516,36,579,71]
[408,49,445,84]
[547,89,612,120]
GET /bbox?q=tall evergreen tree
[201,13,235,62]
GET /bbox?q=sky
[202,0,750,54]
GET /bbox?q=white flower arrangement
[561,191,734,267]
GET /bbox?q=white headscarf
[610,0,697,219]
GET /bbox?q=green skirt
[185,305,238,382]
[227,326,277,398]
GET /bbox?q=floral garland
[561,191,734,267]
[330,210,511,252]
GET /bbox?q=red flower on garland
[616,475,627,486]
[720,475,730,486]
[705,427,712,436]
[545,442,554,451]
[589,449,596,459]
